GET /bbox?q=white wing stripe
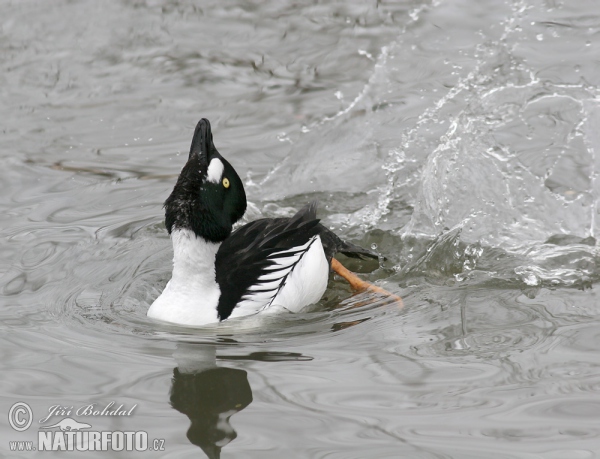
[262,256,301,270]
[247,279,282,292]
[257,271,286,281]
[272,239,313,254]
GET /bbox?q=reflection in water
[170,344,314,458]
[170,365,252,459]
[170,343,252,458]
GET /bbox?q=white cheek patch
[206,158,224,183]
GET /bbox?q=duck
[147,118,401,326]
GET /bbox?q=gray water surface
[1,0,600,457]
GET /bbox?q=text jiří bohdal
[39,402,137,424]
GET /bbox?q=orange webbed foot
[331,258,403,308]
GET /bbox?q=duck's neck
[148,229,222,326]
[170,229,221,288]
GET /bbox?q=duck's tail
[337,239,379,260]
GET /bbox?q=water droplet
[371,243,378,251]
[536,34,544,41]
[277,132,291,142]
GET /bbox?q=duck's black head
[164,119,247,243]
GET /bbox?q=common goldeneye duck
[148,118,399,326]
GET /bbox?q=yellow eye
[222,177,230,188]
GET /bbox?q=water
[1,0,599,457]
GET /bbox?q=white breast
[147,229,221,326]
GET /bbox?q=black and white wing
[215,203,323,320]
[214,201,380,320]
